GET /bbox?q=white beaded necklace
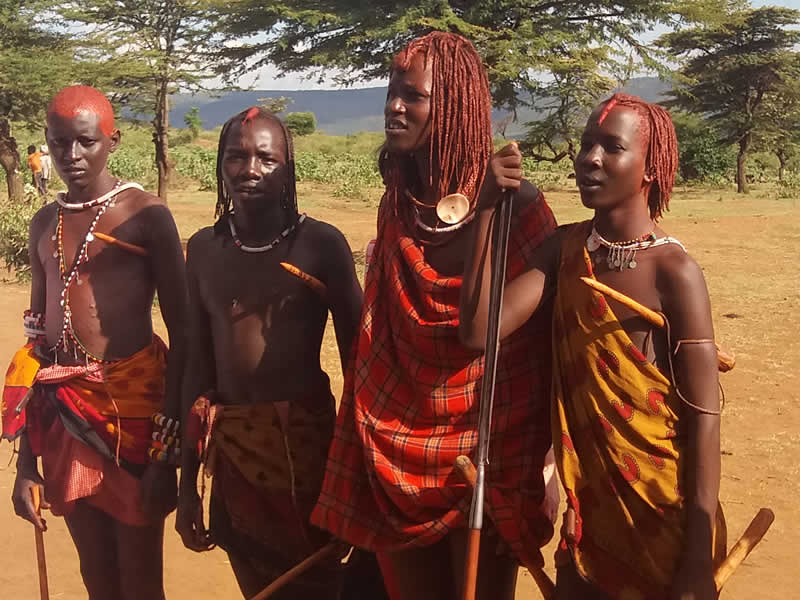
[587,223,686,270]
[228,213,306,253]
[56,181,143,211]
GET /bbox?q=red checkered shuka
[311,190,557,568]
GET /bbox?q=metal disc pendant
[436,193,470,225]
[86,232,94,242]
[629,260,637,269]
[586,233,601,252]
[52,251,59,258]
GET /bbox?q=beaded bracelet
[23,310,46,340]
[149,412,181,465]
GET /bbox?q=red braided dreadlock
[379,32,493,228]
[597,93,679,220]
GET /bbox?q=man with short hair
[27,144,44,196]
[4,85,187,600]
[39,144,52,194]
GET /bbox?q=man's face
[221,117,289,213]
[45,111,119,188]
[384,53,433,154]
[574,105,651,213]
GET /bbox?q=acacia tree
[212,0,698,112]
[755,80,800,182]
[61,0,238,201]
[0,0,73,201]
[660,6,800,193]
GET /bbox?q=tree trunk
[153,79,170,202]
[0,118,25,202]
[777,152,786,182]
[736,135,750,194]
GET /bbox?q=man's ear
[643,170,655,184]
[109,128,122,153]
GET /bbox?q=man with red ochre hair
[310,32,558,600]
[2,85,187,600]
[461,94,723,600]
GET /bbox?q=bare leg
[115,518,166,600]
[382,537,454,600]
[64,501,121,600]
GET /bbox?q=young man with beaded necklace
[175,107,381,599]
[9,85,187,599]
[461,94,721,600]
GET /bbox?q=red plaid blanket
[311,190,557,568]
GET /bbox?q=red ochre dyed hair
[598,93,679,220]
[380,32,493,226]
[47,85,115,136]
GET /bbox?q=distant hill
[168,77,671,136]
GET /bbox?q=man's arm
[459,144,559,350]
[662,255,720,600]
[318,223,363,372]
[12,207,52,530]
[176,234,217,551]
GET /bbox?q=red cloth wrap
[311,192,557,568]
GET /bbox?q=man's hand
[140,462,178,519]
[477,142,523,210]
[670,559,716,600]
[12,468,49,531]
[176,484,213,552]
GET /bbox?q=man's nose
[582,144,602,167]
[386,95,405,115]
[244,156,260,178]
[65,141,80,162]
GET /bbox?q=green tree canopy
[660,6,800,193]
[284,112,316,136]
[754,79,800,182]
[61,0,239,201]
[0,0,74,201]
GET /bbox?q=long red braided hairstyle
[379,32,493,229]
[597,93,679,220]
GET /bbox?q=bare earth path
[0,184,796,599]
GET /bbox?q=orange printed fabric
[552,222,688,599]
[23,338,166,467]
[2,344,42,441]
[27,152,42,173]
[311,192,557,568]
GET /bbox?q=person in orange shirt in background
[27,144,45,197]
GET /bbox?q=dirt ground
[0,182,797,599]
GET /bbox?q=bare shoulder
[302,217,353,256]
[186,226,217,264]
[30,202,58,238]
[656,244,711,316]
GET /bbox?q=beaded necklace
[51,181,129,364]
[228,213,306,253]
[587,222,685,270]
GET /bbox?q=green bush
[172,146,217,190]
[672,112,735,182]
[285,112,316,137]
[0,198,39,278]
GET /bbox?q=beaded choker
[228,213,306,253]
[56,181,143,210]
[587,223,685,270]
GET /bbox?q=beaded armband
[23,310,46,341]
[149,413,181,466]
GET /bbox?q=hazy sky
[245,0,800,90]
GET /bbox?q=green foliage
[672,112,735,182]
[285,112,316,137]
[660,6,800,192]
[184,106,203,140]
[0,196,39,278]
[108,143,156,186]
[259,96,292,114]
[171,146,217,191]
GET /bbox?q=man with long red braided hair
[462,94,723,600]
[311,32,559,600]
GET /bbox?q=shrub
[285,112,316,137]
[0,198,39,278]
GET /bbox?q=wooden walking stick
[461,192,515,600]
[30,486,49,600]
[249,541,341,600]
[715,508,775,592]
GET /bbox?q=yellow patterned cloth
[552,221,695,600]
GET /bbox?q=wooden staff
[30,486,49,600]
[455,456,555,600]
[461,192,515,600]
[579,276,736,372]
[715,508,775,592]
[457,455,774,598]
[249,541,340,600]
